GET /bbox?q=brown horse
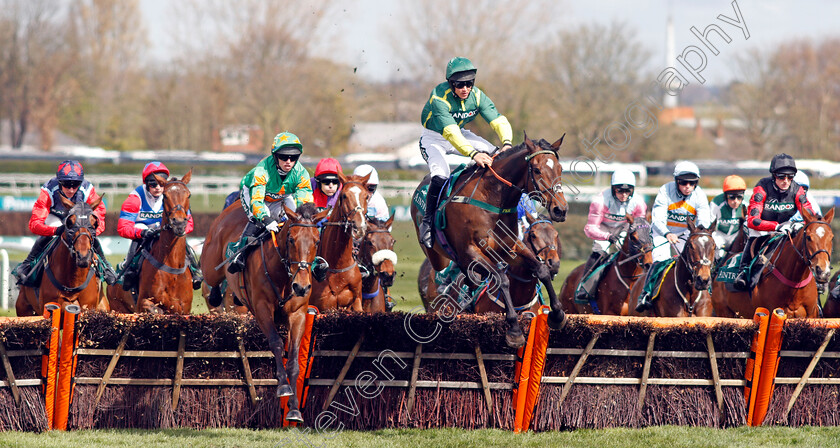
[824,269,840,318]
[16,195,109,315]
[411,135,569,347]
[108,171,194,314]
[712,207,834,318]
[357,216,397,313]
[309,172,372,312]
[419,214,561,316]
[209,202,326,423]
[560,215,653,315]
[627,217,715,317]
[200,282,248,314]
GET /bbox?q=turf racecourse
[1,427,839,447]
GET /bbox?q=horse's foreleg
[468,247,525,348]
[252,301,291,398]
[524,251,566,330]
[283,311,307,423]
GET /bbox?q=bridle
[141,179,191,274]
[160,180,190,233]
[321,179,368,235]
[765,221,832,287]
[45,206,98,294]
[674,228,715,315]
[256,221,319,307]
[522,218,557,265]
[613,222,652,288]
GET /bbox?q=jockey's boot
[186,244,204,290]
[574,251,604,303]
[733,237,755,291]
[419,176,446,249]
[93,238,118,285]
[227,221,260,274]
[634,268,656,312]
[119,240,140,291]
[14,236,51,285]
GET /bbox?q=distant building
[212,125,264,154]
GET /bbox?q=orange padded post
[752,307,786,426]
[521,305,550,431]
[42,302,61,429]
[282,306,319,427]
[513,313,539,433]
[745,307,770,426]
[53,304,80,431]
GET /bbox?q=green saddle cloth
[20,237,61,287]
[574,252,619,305]
[412,164,469,231]
[640,259,677,301]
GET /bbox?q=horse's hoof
[548,310,567,331]
[505,331,526,348]
[285,409,304,423]
[277,384,294,397]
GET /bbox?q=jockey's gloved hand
[608,232,621,244]
[775,222,793,233]
[54,225,65,236]
[264,220,280,233]
[141,228,159,239]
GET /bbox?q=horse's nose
[293,283,311,297]
[381,273,395,287]
[815,268,830,284]
[548,259,560,275]
[551,207,566,222]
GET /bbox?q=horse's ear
[59,194,75,209]
[359,172,372,185]
[523,131,535,150]
[88,195,103,212]
[709,219,717,233]
[284,204,299,222]
[551,133,566,153]
[823,207,834,224]
[338,171,348,185]
[625,213,634,225]
[181,169,192,184]
[154,173,168,188]
[686,215,696,232]
[385,214,395,228]
[525,212,536,226]
[801,205,815,223]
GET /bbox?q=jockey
[227,132,314,274]
[311,157,343,212]
[418,56,513,248]
[14,160,116,285]
[517,193,538,238]
[116,161,202,292]
[733,153,816,291]
[710,175,747,259]
[790,171,822,221]
[353,164,390,221]
[636,161,710,312]
[576,168,647,303]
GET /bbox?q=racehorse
[712,207,834,318]
[627,216,715,317]
[108,171,195,314]
[411,135,568,347]
[824,270,840,318]
[309,172,372,312]
[418,213,560,315]
[200,282,248,314]
[357,216,397,313]
[16,195,109,315]
[560,215,653,315]
[204,201,326,423]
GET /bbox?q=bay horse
[309,172,372,312]
[108,171,194,314]
[627,216,715,317]
[16,195,109,315]
[411,135,568,347]
[420,214,562,316]
[357,216,397,313]
[712,207,834,318]
[204,202,326,423]
[824,269,840,318]
[560,215,653,315]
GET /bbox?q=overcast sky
[141,0,840,85]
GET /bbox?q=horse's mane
[295,202,318,221]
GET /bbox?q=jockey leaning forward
[226,132,314,274]
[732,153,816,291]
[14,160,116,286]
[710,175,747,260]
[635,161,710,312]
[417,56,513,249]
[116,161,202,292]
[576,168,647,303]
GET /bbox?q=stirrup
[635,294,653,312]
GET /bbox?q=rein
[765,222,829,289]
[673,230,714,316]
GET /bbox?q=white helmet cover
[673,161,701,179]
[611,168,636,187]
[793,171,809,188]
[353,164,379,184]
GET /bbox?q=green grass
[1,426,839,447]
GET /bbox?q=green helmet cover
[445,57,477,81]
[271,132,303,155]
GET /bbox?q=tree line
[1,0,838,161]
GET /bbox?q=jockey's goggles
[367,185,377,194]
[276,154,299,162]
[59,180,82,189]
[451,80,474,89]
[726,193,744,200]
[319,177,340,186]
[677,179,698,187]
[774,173,794,181]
